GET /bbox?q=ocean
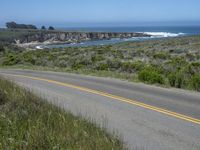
[61,26,200,35]
[45,26,200,48]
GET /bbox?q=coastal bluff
[14,30,150,44]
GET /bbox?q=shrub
[174,72,185,88]
[107,59,121,70]
[97,63,109,71]
[121,61,144,73]
[2,54,19,65]
[189,62,200,74]
[167,71,188,88]
[91,55,104,62]
[23,53,36,65]
[138,67,164,84]
[168,73,176,87]
[190,75,200,91]
[153,52,169,59]
[57,59,69,68]
[72,63,85,70]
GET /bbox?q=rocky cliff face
[17,31,150,44]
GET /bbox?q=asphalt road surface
[0,69,200,150]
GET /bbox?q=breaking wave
[144,32,185,38]
[36,46,43,49]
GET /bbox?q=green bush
[121,61,144,73]
[107,59,121,70]
[167,71,188,89]
[22,53,36,65]
[168,73,176,87]
[174,72,185,88]
[56,59,69,68]
[153,52,169,59]
[91,55,104,62]
[97,63,109,71]
[189,62,200,74]
[190,75,200,91]
[138,67,164,84]
[169,57,188,71]
[72,63,85,70]
[2,54,19,65]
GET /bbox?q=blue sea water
[61,26,200,35]
[43,26,200,48]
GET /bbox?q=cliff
[16,31,150,44]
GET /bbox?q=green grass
[0,77,125,149]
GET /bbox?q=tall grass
[0,77,125,149]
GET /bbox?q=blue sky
[1,0,200,27]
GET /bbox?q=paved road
[0,69,200,150]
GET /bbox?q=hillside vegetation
[0,77,125,149]
[0,35,200,91]
[0,29,56,43]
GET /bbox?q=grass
[0,77,125,149]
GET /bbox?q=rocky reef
[16,31,150,44]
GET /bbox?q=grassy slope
[0,77,125,149]
[0,34,200,91]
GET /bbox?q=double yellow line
[3,73,200,125]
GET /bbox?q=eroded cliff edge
[15,31,150,44]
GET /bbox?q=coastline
[14,32,149,49]
[16,33,188,49]
[8,29,198,49]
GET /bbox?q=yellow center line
[2,73,200,125]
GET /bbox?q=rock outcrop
[17,31,150,44]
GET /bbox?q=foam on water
[144,32,185,38]
[44,31,188,48]
[36,46,43,49]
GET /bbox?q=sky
[1,0,200,27]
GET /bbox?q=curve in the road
[2,73,200,125]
